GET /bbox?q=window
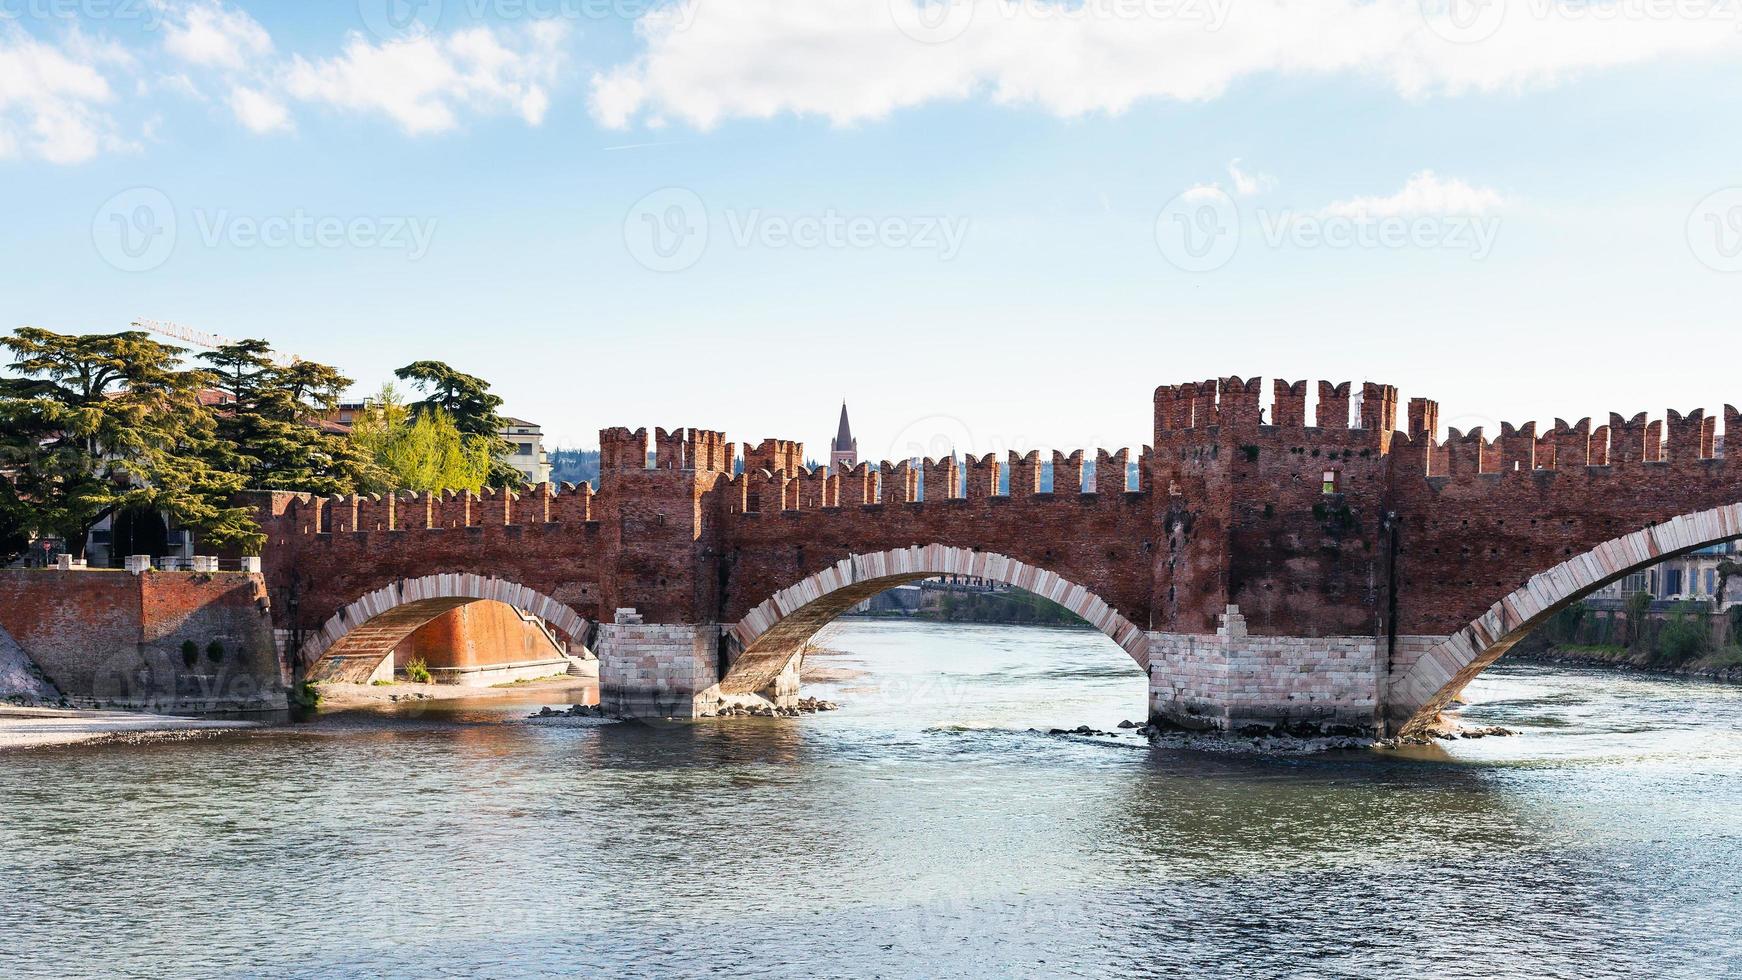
[1665,568,1683,597]
[517,443,534,456]
[1708,569,1718,596]
[1321,470,1339,494]
[1622,572,1647,594]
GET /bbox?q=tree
[199,340,376,495]
[350,385,492,494]
[0,328,261,558]
[393,360,520,488]
[1717,559,1741,607]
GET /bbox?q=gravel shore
[0,706,259,751]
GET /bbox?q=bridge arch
[301,573,591,683]
[1394,501,1742,736]
[721,544,1151,696]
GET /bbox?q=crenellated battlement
[1394,403,1738,480]
[268,482,599,535]
[745,438,804,476]
[600,426,649,472]
[247,379,1742,736]
[1153,376,1399,452]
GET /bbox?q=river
[2,618,1740,979]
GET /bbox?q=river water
[3,618,1740,979]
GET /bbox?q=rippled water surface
[4,619,1741,979]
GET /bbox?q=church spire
[834,402,854,452]
[831,402,858,470]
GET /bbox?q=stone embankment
[1513,649,1742,685]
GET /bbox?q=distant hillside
[549,449,599,486]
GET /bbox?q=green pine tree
[394,360,521,488]
[199,340,377,495]
[0,328,261,558]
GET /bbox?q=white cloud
[591,0,1742,129]
[1228,159,1275,197]
[286,25,568,135]
[159,1,274,71]
[228,84,290,133]
[0,29,130,164]
[1321,171,1505,218]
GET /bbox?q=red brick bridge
[254,378,1742,736]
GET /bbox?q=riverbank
[1510,646,1742,684]
[0,705,260,751]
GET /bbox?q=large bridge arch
[301,574,591,683]
[1393,502,1742,736]
[720,544,1151,696]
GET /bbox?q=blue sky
[4,0,1742,458]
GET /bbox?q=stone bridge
[254,378,1742,736]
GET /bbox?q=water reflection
[1,620,1739,979]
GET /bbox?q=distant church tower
[830,402,858,473]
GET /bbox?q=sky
[3,0,1742,461]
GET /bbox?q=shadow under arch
[721,545,1151,696]
[1395,501,1742,737]
[301,574,591,683]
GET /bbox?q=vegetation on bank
[856,588,1089,628]
[1520,598,1742,673]
[0,326,523,564]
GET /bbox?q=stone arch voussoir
[724,545,1150,695]
[1394,501,1742,736]
[301,573,591,682]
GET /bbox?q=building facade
[500,417,552,485]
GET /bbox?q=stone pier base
[1147,606,1381,736]
[595,610,722,718]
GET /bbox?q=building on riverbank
[1590,542,1740,609]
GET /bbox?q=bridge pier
[1146,607,1384,736]
[595,611,723,719]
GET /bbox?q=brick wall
[250,391,1742,728]
[0,569,282,711]
[392,601,567,672]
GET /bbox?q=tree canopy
[350,385,492,494]
[0,328,261,557]
[394,360,520,487]
[199,340,378,495]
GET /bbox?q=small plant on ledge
[405,657,432,684]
